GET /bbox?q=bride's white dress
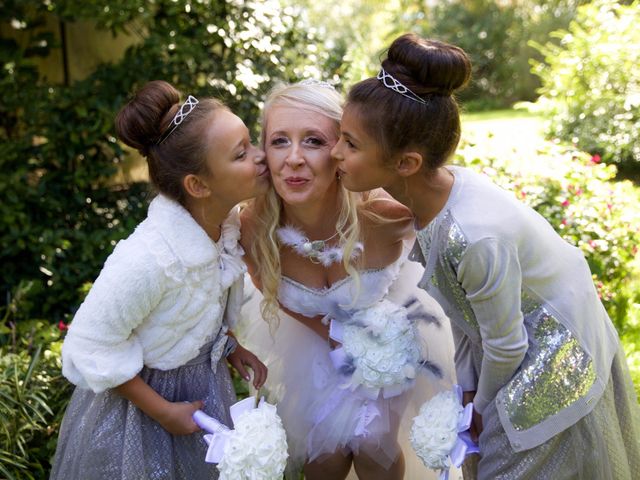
[237,256,462,479]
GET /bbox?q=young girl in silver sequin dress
[333,33,640,480]
[50,80,269,480]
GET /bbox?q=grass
[461,109,550,174]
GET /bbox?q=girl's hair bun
[383,33,471,97]
[115,80,181,156]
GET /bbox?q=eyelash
[269,136,326,147]
[306,137,325,146]
[270,137,288,146]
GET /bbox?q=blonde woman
[238,81,458,480]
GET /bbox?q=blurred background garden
[1,0,639,477]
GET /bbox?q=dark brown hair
[346,33,471,171]
[115,80,227,204]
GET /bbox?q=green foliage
[456,139,640,335]
[532,0,640,170]
[402,0,588,110]
[0,284,71,479]
[1,0,330,323]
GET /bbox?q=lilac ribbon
[439,385,480,480]
[192,396,259,463]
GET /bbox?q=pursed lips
[284,176,309,186]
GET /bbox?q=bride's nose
[285,145,305,168]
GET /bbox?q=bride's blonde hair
[249,82,364,330]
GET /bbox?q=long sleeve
[451,321,477,392]
[457,237,528,413]
[62,243,165,393]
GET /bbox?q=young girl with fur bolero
[50,80,270,480]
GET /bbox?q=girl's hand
[157,400,203,435]
[462,390,484,443]
[227,344,268,389]
[470,407,484,443]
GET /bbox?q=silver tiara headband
[156,95,199,145]
[297,79,336,91]
[376,68,427,105]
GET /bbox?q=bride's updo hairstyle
[115,80,226,205]
[346,33,471,171]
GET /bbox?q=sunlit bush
[1,0,330,323]
[415,0,588,110]
[0,287,70,480]
[532,0,640,170]
[455,138,640,334]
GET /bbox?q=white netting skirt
[237,260,462,479]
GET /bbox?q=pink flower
[590,154,601,164]
[561,199,570,207]
[58,320,68,331]
[561,218,568,226]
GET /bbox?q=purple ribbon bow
[440,384,480,480]
[192,396,260,463]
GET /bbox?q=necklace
[276,225,363,266]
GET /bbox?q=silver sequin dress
[412,166,640,480]
[50,339,237,480]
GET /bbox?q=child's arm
[458,238,528,418]
[114,376,203,435]
[225,331,268,390]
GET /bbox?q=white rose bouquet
[328,299,422,399]
[410,385,479,479]
[193,397,288,480]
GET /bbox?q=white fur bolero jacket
[62,194,246,393]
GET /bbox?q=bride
[238,80,459,480]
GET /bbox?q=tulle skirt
[476,346,640,480]
[237,260,462,479]
[50,342,236,480]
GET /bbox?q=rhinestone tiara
[156,95,199,145]
[376,68,427,105]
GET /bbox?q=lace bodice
[278,257,404,318]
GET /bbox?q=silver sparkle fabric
[416,208,605,448]
[425,211,479,337]
[476,347,640,480]
[501,300,596,432]
[50,342,236,480]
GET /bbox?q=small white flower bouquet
[193,397,288,480]
[328,299,422,399]
[410,385,479,479]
